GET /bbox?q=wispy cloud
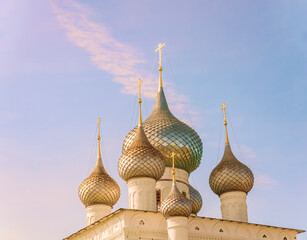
[51,0,148,94]
[51,0,199,123]
[254,174,278,190]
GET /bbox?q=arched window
[156,189,161,211]
[182,191,186,197]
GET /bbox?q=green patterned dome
[189,185,203,215]
[123,87,203,173]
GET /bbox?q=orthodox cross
[221,103,229,143]
[97,117,102,155]
[137,79,143,125]
[137,78,143,102]
[155,43,166,70]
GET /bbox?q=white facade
[127,177,156,211]
[86,205,112,226]
[220,191,248,222]
[64,209,303,240]
[167,216,189,240]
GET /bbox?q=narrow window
[182,191,186,197]
[156,189,161,211]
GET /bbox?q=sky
[0,0,306,239]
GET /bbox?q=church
[64,44,304,240]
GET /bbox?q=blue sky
[0,0,306,239]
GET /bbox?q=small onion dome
[189,185,203,215]
[118,125,165,181]
[161,182,192,218]
[79,155,120,207]
[209,143,254,196]
[123,87,203,173]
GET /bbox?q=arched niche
[235,224,251,238]
[128,212,152,229]
[278,231,292,240]
[257,228,274,240]
[188,219,206,233]
[212,222,230,236]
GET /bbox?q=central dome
[123,87,203,173]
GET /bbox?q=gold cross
[155,43,166,69]
[220,103,229,143]
[171,152,176,169]
[221,103,228,123]
[97,117,102,155]
[137,78,143,101]
[97,117,101,139]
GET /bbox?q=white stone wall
[127,177,156,211]
[86,205,112,226]
[167,216,189,240]
[220,191,248,222]
[64,210,300,240]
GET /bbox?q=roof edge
[63,209,305,239]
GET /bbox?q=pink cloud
[51,0,200,124]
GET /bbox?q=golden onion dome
[209,143,254,196]
[118,124,165,181]
[161,182,192,218]
[118,79,165,181]
[122,87,203,173]
[79,119,120,207]
[189,185,203,215]
[79,155,121,207]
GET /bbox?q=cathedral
[64,44,304,240]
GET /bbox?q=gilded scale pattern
[209,143,254,196]
[79,119,120,207]
[161,182,192,218]
[118,126,165,181]
[118,78,165,181]
[122,89,203,174]
[189,185,203,215]
[78,166,120,207]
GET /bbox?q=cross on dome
[221,103,229,143]
[97,117,102,155]
[137,78,143,125]
[155,43,166,89]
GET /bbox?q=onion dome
[122,44,203,174]
[161,182,192,218]
[161,153,192,218]
[78,119,120,207]
[189,185,203,215]
[118,125,165,181]
[209,103,254,196]
[118,79,165,181]
[209,143,254,196]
